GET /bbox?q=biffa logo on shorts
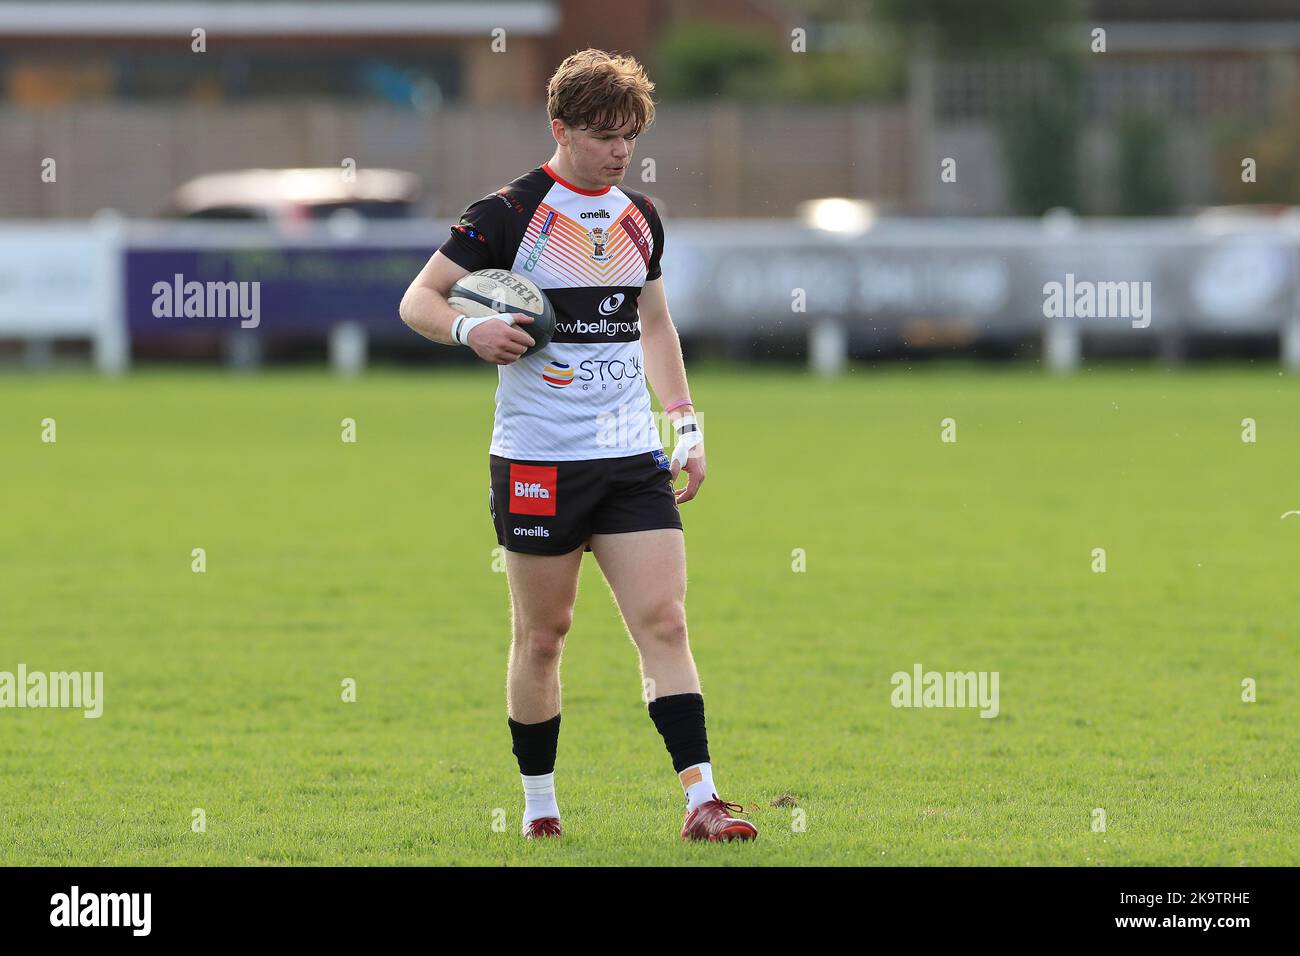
[509,464,557,516]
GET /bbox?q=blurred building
[1,0,1296,219]
[0,0,784,108]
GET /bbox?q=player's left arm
[639,276,705,504]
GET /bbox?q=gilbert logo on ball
[447,268,556,357]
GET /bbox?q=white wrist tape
[671,414,703,470]
[451,313,501,346]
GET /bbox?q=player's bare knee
[635,604,688,649]
[517,616,571,662]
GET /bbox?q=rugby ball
[448,269,555,357]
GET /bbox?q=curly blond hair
[546,49,656,135]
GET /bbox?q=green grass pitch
[1,363,1296,865]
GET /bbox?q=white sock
[679,762,718,812]
[522,772,560,824]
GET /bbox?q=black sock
[647,693,710,773]
[508,713,561,776]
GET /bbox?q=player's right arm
[399,250,534,364]
[398,251,536,363]
[398,249,468,346]
[397,191,535,366]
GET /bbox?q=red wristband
[664,399,694,413]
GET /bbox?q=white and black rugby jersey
[437,162,665,461]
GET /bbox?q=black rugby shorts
[489,449,683,555]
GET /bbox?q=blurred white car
[166,167,423,223]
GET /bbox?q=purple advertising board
[124,245,433,336]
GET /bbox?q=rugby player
[399,49,756,843]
